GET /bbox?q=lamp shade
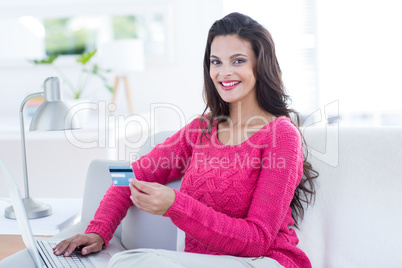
[99,39,144,75]
[30,77,81,131]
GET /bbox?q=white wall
[316,0,402,115]
[0,0,223,198]
[222,0,402,126]
[0,0,223,130]
[0,133,109,198]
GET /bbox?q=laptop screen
[1,160,46,267]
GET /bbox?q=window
[223,0,402,126]
[223,0,319,117]
[44,17,98,55]
[43,13,168,60]
[0,2,174,64]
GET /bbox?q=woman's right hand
[53,233,104,257]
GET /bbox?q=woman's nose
[219,65,233,79]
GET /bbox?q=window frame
[0,0,175,68]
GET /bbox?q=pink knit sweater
[85,116,311,268]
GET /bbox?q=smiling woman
[209,35,257,105]
[50,12,318,268]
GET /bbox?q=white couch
[297,126,402,267]
[3,127,402,267]
[59,126,402,267]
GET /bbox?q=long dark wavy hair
[201,12,318,227]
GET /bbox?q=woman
[55,12,317,268]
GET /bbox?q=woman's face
[209,35,257,105]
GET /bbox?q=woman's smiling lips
[220,80,241,91]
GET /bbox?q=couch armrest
[120,130,182,250]
[80,159,129,225]
[55,131,180,251]
[53,159,128,242]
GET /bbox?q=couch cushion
[296,126,402,267]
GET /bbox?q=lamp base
[5,198,52,219]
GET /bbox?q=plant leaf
[91,64,99,74]
[74,90,82,99]
[98,75,107,82]
[76,49,97,65]
[30,55,59,64]
[105,85,114,93]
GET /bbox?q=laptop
[1,160,117,268]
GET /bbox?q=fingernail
[82,249,87,255]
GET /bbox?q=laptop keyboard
[37,240,95,267]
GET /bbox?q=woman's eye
[233,59,245,64]
[211,60,221,65]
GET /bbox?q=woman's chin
[217,92,237,103]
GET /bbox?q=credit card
[109,166,135,186]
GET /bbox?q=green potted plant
[31,49,113,99]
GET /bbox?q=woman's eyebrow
[229,53,248,59]
[210,53,248,59]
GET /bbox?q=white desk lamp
[4,77,81,219]
[99,39,144,114]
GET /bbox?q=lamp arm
[20,92,44,199]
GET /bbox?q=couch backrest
[296,126,402,267]
[85,127,402,267]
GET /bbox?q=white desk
[0,198,82,235]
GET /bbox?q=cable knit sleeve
[164,119,304,257]
[131,118,200,184]
[85,118,201,246]
[85,185,131,246]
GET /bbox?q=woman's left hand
[129,178,176,215]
